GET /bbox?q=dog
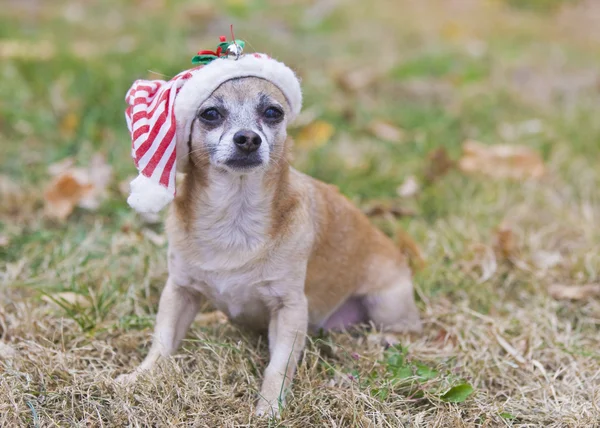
[117,76,422,417]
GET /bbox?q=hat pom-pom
[127,174,174,214]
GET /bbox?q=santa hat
[124,36,302,213]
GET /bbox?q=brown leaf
[458,140,545,180]
[44,172,94,220]
[43,154,113,221]
[296,121,335,149]
[548,284,600,300]
[424,147,455,183]
[493,223,518,259]
[367,120,405,144]
[396,175,420,198]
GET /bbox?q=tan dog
[117,77,422,417]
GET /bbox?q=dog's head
[187,77,291,174]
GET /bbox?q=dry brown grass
[1,0,600,426]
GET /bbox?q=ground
[1,0,600,426]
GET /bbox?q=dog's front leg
[116,277,201,384]
[256,289,308,418]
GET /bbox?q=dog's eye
[200,108,222,122]
[263,107,283,121]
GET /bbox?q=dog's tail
[395,228,426,274]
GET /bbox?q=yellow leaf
[60,112,79,137]
[296,121,335,149]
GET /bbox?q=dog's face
[189,77,291,174]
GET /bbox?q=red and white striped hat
[124,40,302,213]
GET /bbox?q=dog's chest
[169,250,281,329]
[191,176,271,271]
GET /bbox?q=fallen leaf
[43,154,113,220]
[0,235,9,247]
[494,223,518,259]
[362,200,416,218]
[296,121,335,149]
[424,147,455,183]
[458,140,545,180]
[44,172,94,220]
[367,120,405,144]
[59,112,80,137]
[396,175,420,198]
[440,383,474,403]
[548,284,600,300]
[42,292,91,307]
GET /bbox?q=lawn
[1,0,599,426]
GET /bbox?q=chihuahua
[117,77,422,417]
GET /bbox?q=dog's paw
[255,398,281,419]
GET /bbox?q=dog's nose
[233,130,262,153]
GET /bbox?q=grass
[1,0,600,426]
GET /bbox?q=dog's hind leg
[364,268,422,333]
[116,277,201,384]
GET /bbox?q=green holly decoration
[191,38,246,65]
